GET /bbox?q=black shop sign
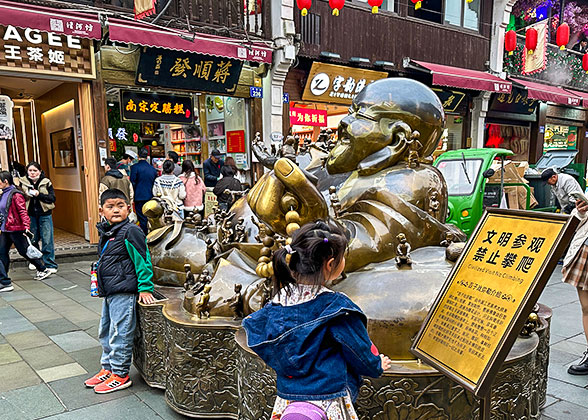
[490,88,538,116]
[120,90,194,124]
[135,47,243,94]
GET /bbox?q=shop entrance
[0,75,89,243]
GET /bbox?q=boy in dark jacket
[213,165,242,210]
[130,147,157,234]
[84,189,155,393]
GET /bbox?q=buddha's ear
[358,120,412,176]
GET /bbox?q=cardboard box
[504,186,519,209]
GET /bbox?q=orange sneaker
[84,369,111,388]
[93,373,132,394]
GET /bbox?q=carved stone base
[134,287,550,419]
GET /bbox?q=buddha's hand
[247,158,328,234]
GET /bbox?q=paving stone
[19,343,75,370]
[44,395,159,420]
[8,298,46,311]
[0,334,6,344]
[135,389,186,420]
[27,288,72,302]
[47,374,135,412]
[0,317,36,335]
[16,306,62,323]
[539,283,580,309]
[1,290,33,302]
[548,363,588,388]
[542,400,588,419]
[67,346,102,374]
[35,318,80,336]
[546,378,588,409]
[0,361,41,392]
[0,383,65,419]
[550,333,568,346]
[43,276,76,290]
[5,329,51,351]
[49,330,99,353]
[567,333,587,346]
[549,348,581,366]
[36,362,87,383]
[542,395,560,409]
[0,343,21,365]
[550,302,585,340]
[551,340,588,358]
[0,306,26,320]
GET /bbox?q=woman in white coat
[563,199,588,375]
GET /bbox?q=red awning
[0,0,101,39]
[510,78,582,107]
[564,88,588,108]
[409,59,512,93]
[108,18,272,64]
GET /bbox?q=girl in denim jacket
[243,221,392,420]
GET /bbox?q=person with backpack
[242,221,392,419]
[20,162,58,274]
[0,171,52,292]
[213,165,242,211]
[179,159,206,216]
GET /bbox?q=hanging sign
[432,88,466,113]
[0,95,14,140]
[290,107,328,127]
[302,62,388,105]
[0,25,95,79]
[136,47,243,94]
[490,88,538,116]
[412,209,576,397]
[120,90,194,124]
[226,130,246,153]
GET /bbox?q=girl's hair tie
[323,238,329,243]
[284,244,295,264]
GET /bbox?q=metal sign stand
[479,388,492,420]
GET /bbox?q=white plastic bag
[26,236,43,259]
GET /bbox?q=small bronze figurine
[329,186,342,218]
[428,190,440,219]
[205,238,216,262]
[395,233,413,267]
[280,136,298,162]
[192,269,212,295]
[520,311,539,336]
[252,217,272,242]
[195,285,212,319]
[440,232,454,248]
[220,220,235,245]
[406,130,423,169]
[224,283,244,320]
[234,217,246,243]
[260,278,272,306]
[183,264,196,292]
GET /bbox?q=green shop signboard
[543,124,578,151]
[136,47,243,94]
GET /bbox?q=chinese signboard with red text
[289,107,328,127]
[226,130,246,153]
[120,91,194,124]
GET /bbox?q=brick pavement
[0,260,588,418]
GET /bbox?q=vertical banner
[0,95,14,140]
[523,22,548,75]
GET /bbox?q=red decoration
[583,53,588,74]
[329,0,344,16]
[296,0,312,16]
[368,0,383,13]
[525,28,537,54]
[226,130,246,153]
[109,140,117,152]
[505,30,516,56]
[133,133,139,143]
[290,107,328,127]
[556,23,570,50]
[411,0,422,10]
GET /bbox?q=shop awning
[405,59,512,93]
[107,18,273,64]
[0,0,101,39]
[564,88,588,108]
[510,78,582,107]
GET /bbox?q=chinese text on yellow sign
[413,212,567,391]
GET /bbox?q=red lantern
[329,0,344,16]
[505,30,516,56]
[296,0,312,16]
[525,28,537,54]
[556,23,570,50]
[411,0,422,9]
[583,53,588,74]
[368,0,383,13]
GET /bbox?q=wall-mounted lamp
[374,60,395,68]
[349,57,370,64]
[320,51,341,59]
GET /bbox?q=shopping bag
[25,236,43,259]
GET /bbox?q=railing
[51,0,270,39]
[504,34,588,91]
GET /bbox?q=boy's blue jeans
[30,215,58,269]
[98,293,137,377]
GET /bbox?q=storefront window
[410,0,479,30]
[543,124,578,152]
[463,0,480,30]
[444,0,462,27]
[354,0,395,12]
[204,95,250,172]
[485,123,531,162]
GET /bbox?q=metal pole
[560,0,566,24]
[500,156,504,208]
[479,391,492,420]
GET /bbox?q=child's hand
[139,292,156,305]
[380,354,392,371]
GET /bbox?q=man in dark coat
[203,149,224,188]
[130,147,157,234]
